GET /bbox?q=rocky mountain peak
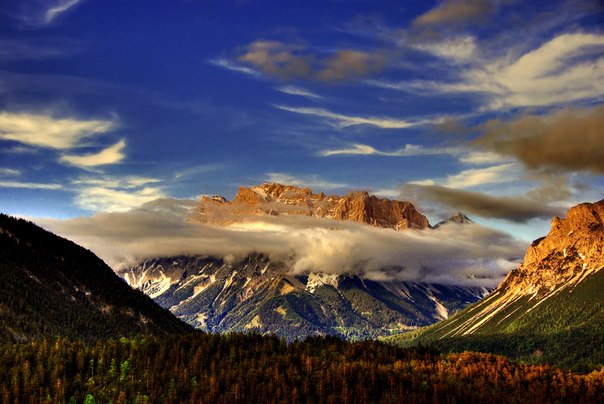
[196,183,430,230]
[501,199,604,297]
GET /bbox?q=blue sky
[1,0,603,241]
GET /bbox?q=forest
[0,333,602,403]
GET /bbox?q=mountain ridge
[196,182,430,230]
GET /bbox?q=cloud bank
[39,198,526,287]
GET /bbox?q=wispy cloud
[276,85,323,99]
[0,180,62,190]
[275,105,433,129]
[2,0,83,27]
[0,111,115,150]
[44,0,81,24]
[319,142,458,157]
[379,32,604,111]
[60,139,126,169]
[0,168,20,176]
[208,58,261,77]
[265,173,348,191]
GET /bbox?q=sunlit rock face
[196,182,430,230]
[502,200,604,297]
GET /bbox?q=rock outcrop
[197,183,430,230]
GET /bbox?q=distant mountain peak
[196,183,430,230]
[433,212,474,228]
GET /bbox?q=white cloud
[39,199,525,287]
[265,172,348,191]
[0,111,115,150]
[275,105,436,129]
[60,139,126,168]
[0,180,62,190]
[276,85,323,99]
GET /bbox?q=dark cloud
[237,41,384,82]
[37,197,525,287]
[402,183,561,223]
[413,0,495,27]
[474,105,604,174]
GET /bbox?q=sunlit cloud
[60,139,126,168]
[442,163,517,188]
[0,111,115,150]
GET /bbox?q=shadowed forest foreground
[0,333,602,404]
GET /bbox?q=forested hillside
[0,214,190,341]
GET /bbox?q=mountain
[196,182,430,230]
[396,200,604,370]
[120,184,491,340]
[0,214,190,342]
[121,254,488,340]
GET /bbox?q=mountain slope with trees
[0,214,191,342]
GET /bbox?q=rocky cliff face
[504,201,604,296]
[196,183,430,230]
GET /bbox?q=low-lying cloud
[39,198,526,288]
